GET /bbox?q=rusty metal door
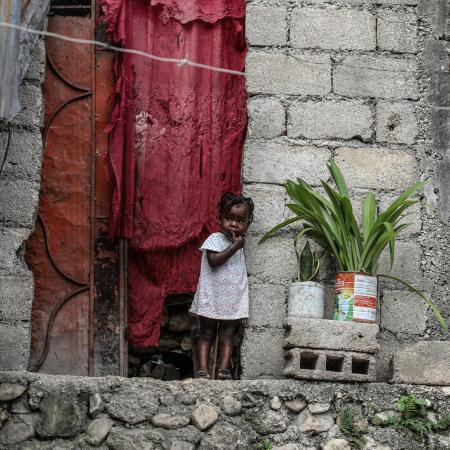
[25,1,127,376]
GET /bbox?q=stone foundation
[1,372,450,449]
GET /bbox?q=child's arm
[207,231,244,268]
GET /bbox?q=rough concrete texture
[283,318,380,354]
[246,51,331,95]
[291,8,376,51]
[1,372,450,449]
[284,348,377,382]
[392,341,450,385]
[381,289,428,336]
[334,55,419,100]
[0,37,46,371]
[287,100,373,140]
[377,10,418,54]
[376,101,418,145]
[242,0,450,379]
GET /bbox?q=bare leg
[196,317,218,374]
[217,319,240,371]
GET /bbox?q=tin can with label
[332,272,377,323]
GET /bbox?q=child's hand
[230,231,245,249]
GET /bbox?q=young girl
[189,192,254,380]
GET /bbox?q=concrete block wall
[0,40,46,371]
[241,0,450,380]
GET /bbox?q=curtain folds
[100,0,247,347]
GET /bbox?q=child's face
[220,203,250,238]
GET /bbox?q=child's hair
[218,192,254,223]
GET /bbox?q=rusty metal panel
[26,9,127,376]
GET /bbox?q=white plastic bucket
[288,281,325,319]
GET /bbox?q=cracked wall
[241,0,450,380]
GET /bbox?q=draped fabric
[99,0,247,347]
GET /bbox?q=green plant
[256,439,273,450]
[260,160,447,331]
[294,239,320,282]
[376,394,450,439]
[339,406,366,449]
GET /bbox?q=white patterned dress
[189,232,249,320]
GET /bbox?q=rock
[285,399,306,413]
[252,409,289,435]
[106,390,158,424]
[11,394,30,413]
[151,413,190,429]
[295,408,334,433]
[170,440,195,450]
[89,393,104,418]
[371,411,398,425]
[221,395,242,416]
[0,383,27,401]
[107,427,155,450]
[37,394,87,438]
[270,396,282,410]
[191,404,218,431]
[0,414,35,445]
[199,422,256,450]
[176,393,196,406]
[0,407,9,426]
[180,336,192,351]
[363,437,392,450]
[309,402,331,414]
[159,394,175,406]
[323,439,351,450]
[86,418,112,446]
[169,312,192,332]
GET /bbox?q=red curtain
[100,0,247,347]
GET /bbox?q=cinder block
[378,240,424,288]
[248,278,287,327]
[0,227,32,271]
[241,327,285,379]
[283,318,380,354]
[377,11,418,54]
[0,130,43,181]
[291,8,375,51]
[0,180,39,227]
[334,147,418,191]
[376,101,418,145]
[12,82,44,129]
[392,341,450,385]
[245,234,297,285]
[381,290,428,336]
[246,51,331,95]
[248,97,285,139]
[335,0,417,3]
[284,348,376,382]
[243,140,331,186]
[246,5,287,46]
[287,100,373,140]
[334,55,419,100]
[0,322,31,371]
[0,275,33,321]
[243,183,287,234]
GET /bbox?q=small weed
[339,406,366,449]
[256,439,273,450]
[375,394,450,440]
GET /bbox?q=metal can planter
[288,281,325,319]
[332,272,377,323]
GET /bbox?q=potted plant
[260,160,448,331]
[288,239,324,319]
